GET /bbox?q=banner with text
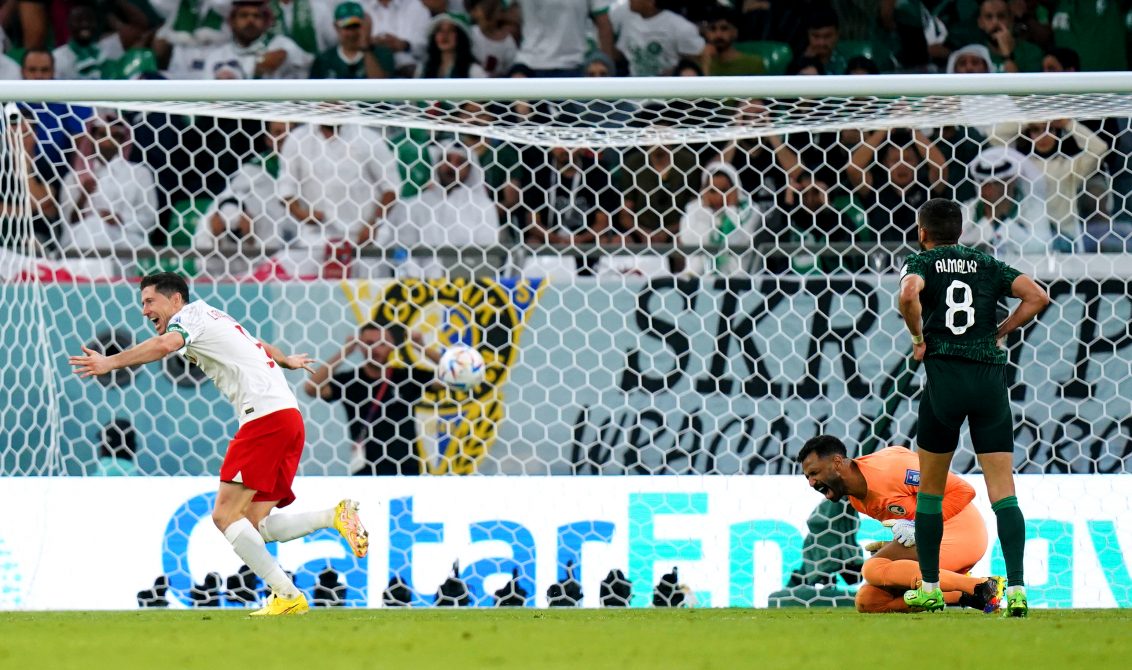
[1,276,1129,475]
[1,476,1130,610]
[490,276,1132,475]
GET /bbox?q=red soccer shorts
[220,408,305,509]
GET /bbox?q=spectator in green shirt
[802,7,846,74]
[1051,0,1129,71]
[703,6,766,76]
[309,1,392,79]
[976,0,1043,71]
[1008,0,1054,51]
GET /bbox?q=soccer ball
[437,345,486,391]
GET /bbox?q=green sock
[915,493,944,584]
[993,496,1026,588]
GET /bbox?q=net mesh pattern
[1,90,1130,609]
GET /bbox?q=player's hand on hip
[282,353,316,373]
[883,519,917,547]
[912,341,926,361]
[68,345,110,378]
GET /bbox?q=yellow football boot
[249,591,309,616]
[333,499,369,559]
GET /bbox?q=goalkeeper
[798,436,1001,613]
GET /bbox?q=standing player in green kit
[897,199,1050,617]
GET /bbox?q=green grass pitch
[2,609,1129,670]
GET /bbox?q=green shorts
[918,355,1014,455]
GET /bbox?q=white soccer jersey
[615,8,704,77]
[510,0,612,71]
[203,34,312,80]
[167,300,298,423]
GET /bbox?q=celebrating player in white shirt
[68,272,368,616]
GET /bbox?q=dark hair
[360,321,407,345]
[139,272,190,303]
[673,58,703,76]
[786,56,826,76]
[806,7,839,32]
[423,22,477,79]
[918,198,964,244]
[1046,47,1080,72]
[846,55,880,75]
[703,5,739,27]
[21,49,54,68]
[797,435,848,463]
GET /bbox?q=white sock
[258,508,335,543]
[921,581,940,592]
[223,518,299,599]
[1006,585,1026,597]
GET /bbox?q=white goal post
[1,74,1130,611]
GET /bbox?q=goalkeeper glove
[863,540,886,555]
[883,519,917,547]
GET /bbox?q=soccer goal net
[1,75,1130,611]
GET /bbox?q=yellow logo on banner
[340,277,543,474]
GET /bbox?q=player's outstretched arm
[68,332,184,378]
[996,274,1050,341]
[259,341,316,373]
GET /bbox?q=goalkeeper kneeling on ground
[797,436,1002,613]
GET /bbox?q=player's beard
[814,474,846,501]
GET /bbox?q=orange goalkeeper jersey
[848,446,976,522]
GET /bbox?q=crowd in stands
[2,0,1132,281]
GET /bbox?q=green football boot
[1002,589,1029,618]
[903,586,946,612]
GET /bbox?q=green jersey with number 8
[901,245,1021,365]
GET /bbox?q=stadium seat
[836,40,898,72]
[734,41,793,75]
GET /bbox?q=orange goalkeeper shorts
[939,504,989,574]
